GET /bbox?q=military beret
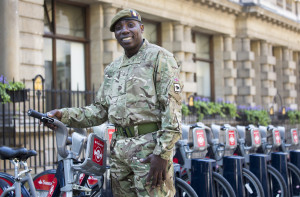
[110,9,142,32]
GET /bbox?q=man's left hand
[140,154,168,188]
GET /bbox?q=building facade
[1,0,300,112]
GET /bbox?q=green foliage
[194,101,226,121]
[181,104,190,116]
[287,110,300,124]
[0,76,25,103]
[221,102,238,118]
[243,110,271,126]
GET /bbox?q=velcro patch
[174,83,181,93]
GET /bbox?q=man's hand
[140,154,168,188]
[43,109,62,130]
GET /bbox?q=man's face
[114,20,144,56]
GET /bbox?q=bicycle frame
[0,159,37,197]
[27,109,108,197]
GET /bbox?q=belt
[115,122,160,137]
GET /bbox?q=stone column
[0,0,19,81]
[90,3,103,87]
[236,37,256,106]
[259,41,277,109]
[102,6,122,66]
[295,52,300,109]
[223,36,237,103]
[171,23,196,100]
[282,48,297,109]
[213,35,224,101]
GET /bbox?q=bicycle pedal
[72,184,91,195]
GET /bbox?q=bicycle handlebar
[27,109,55,124]
[27,109,69,158]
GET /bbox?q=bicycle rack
[249,154,271,197]
[271,152,290,195]
[290,150,300,170]
[191,158,216,197]
[223,156,245,197]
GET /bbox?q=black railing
[1,78,299,172]
[0,81,97,173]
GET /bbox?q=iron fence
[0,77,299,173]
[0,78,97,173]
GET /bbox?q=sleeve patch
[174,83,181,93]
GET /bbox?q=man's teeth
[123,37,131,41]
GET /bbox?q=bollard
[290,150,300,170]
[249,154,270,197]
[290,150,300,196]
[271,152,290,196]
[223,156,245,197]
[191,158,216,197]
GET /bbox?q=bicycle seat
[0,146,29,160]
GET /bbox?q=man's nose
[120,25,130,34]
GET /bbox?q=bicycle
[0,109,107,197]
[210,123,265,197]
[0,109,198,197]
[278,126,300,196]
[173,123,236,197]
[236,125,290,197]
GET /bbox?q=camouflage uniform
[60,39,182,196]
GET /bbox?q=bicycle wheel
[267,165,288,197]
[175,177,198,197]
[287,162,300,197]
[242,168,265,197]
[212,172,236,197]
[0,172,31,197]
[0,179,14,197]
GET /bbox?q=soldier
[46,9,182,197]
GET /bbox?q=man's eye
[128,23,135,28]
[115,25,121,31]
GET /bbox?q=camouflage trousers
[110,132,175,197]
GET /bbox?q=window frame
[43,0,90,91]
[192,32,215,101]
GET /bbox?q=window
[43,0,89,91]
[142,20,161,46]
[193,33,213,99]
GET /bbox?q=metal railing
[0,77,97,173]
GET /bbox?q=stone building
[1,0,300,111]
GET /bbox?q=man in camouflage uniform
[47,9,182,197]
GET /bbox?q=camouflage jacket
[60,39,182,160]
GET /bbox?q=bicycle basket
[73,133,107,176]
[248,128,261,148]
[291,128,299,145]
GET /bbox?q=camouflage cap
[110,9,142,32]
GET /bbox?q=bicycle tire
[0,172,31,197]
[267,165,288,197]
[0,179,14,197]
[287,162,300,196]
[175,177,198,197]
[212,171,236,197]
[242,168,265,197]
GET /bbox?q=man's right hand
[43,109,62,130]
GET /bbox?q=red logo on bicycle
[93,138,104,165]
[253,130,261,145]
[228,130,236,146]
[292,130,298,144]
[274,130,281,145]
[196,129,205,147]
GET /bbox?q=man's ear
[140,23,144,33]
